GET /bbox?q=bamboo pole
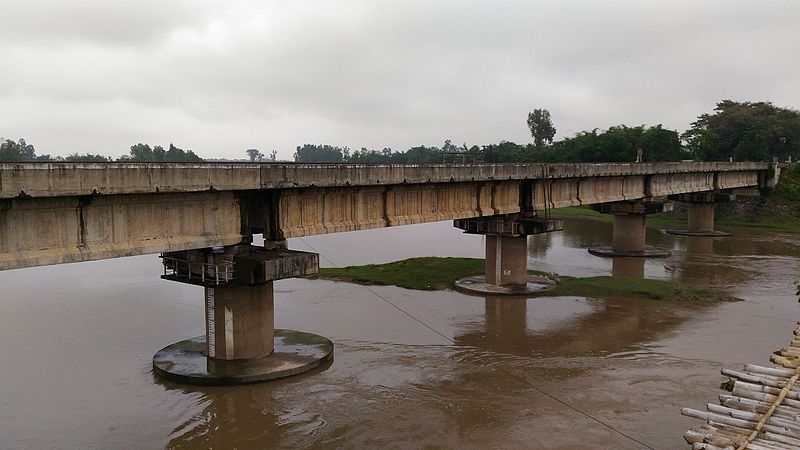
[736,371,800,450]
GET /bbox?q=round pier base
[454,274,556,296]
[664,229,732,237]
[152,329,333,386]
[587,246,671,258]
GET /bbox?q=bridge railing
[160,255,235,285]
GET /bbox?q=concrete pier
[204,284,275,360]
[588,201,671,258]
[453,214,559,295]
[612,214,646,254]
[687,202,715,234]
[484,235,529,286]
[665,193,732,237]
[152,245,333,385]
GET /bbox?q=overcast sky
[0,0,798,160]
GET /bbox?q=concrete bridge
[0,161,777,384]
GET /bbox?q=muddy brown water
[1,218,798,449]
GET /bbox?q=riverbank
[551,203,800,233]
[550,201,800,233]
[313,257,738,302]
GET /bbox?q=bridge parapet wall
[0,162,774,270]
[0,162,771,199]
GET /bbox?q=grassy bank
[313,257,737,302]
[550,202,800,233]
[776,163,800,202]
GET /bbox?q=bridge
[0,161,777,384]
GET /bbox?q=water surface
[1,218,798,449]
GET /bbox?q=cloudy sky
[0,0,798,160]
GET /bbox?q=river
[1,217,798,449]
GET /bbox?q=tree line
[2,100,798,163]
[294,100,800,163]
[0,141,202,162]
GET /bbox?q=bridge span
[0,161,777,384]
[0,161,774,270]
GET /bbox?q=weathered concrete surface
[485,235,528,285]
[152,330,333,386]
[0,192,243,270]
[206,284,275,360]
[687,202,715,233]
[454,274,556,296]
[612,214,646,254]
[0,162,772,199]
[0,162,774,270]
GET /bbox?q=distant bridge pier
[665,192,733,237]
[452,214,561,295]
[588,200,672,258]
[152,244,333,385]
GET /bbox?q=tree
[683,100,800,162]
[246,148,264,161]
[293,144,344,163]
[129,143,154,160]
[557,125,684,162]
[166,143,202,162]
[0,138,37,161]
[527,109,557,148]
[153,145,166,161]
[126,142,202,162]
[268,150,277,161]
[65,153,111,162]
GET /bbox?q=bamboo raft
[682,322,800,449]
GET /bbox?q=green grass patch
[548,206,610,221]
[714,216,800,233]
[550,205,800,233]
[313,257,737,302]
[313,257,485,290]
[548,206,682,225]
[775,164,800,202]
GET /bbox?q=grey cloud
[0,0,798,159]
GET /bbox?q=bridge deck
[0,162,776,270]
[0,162,772,198]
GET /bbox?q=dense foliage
[121,143,202,162]
[775,163,800,202]
[556,124,685,162]
[683,101,800,162]
[0,139,203,162]
[0,139,39,161]
[293,125,684,164]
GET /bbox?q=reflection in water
[455,295,704,364]
[612,257,645,278]
[685,236,715,254]
[671,235,752,287]
[528,231,553,258]
[165,384,282,449]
